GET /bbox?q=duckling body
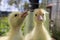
[0,12,27,40]
[24,9,51,40]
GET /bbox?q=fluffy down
[0,12,27,40]
[24,9,52,40]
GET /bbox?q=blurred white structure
[47,0,60,31]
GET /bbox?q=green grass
[0,17,9,36]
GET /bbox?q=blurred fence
[45,0,60,40]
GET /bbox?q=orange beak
[21,11,28,17]
[38,16,43,21]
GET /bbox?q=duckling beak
[21,11,28,17]
[38,16,43,21]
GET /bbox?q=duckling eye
[35,14,37,16]
[42,14,44,16]
[15,14,17,17]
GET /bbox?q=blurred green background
[0,17,9,36]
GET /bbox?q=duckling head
[8,12,28,27]
[34,9,45,24]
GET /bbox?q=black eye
[35,14,37,16]
[15,14,17,17]
[42,14,44,16]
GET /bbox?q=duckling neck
[35,22,43,30]
[33,22,51,40]
[9,26,21,36]
[33,22,44,38]
[33,22,44,36]
[10,26,20,33]
[8,26,23,40]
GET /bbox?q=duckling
[24,9,52,40]
[0,12,27,40]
